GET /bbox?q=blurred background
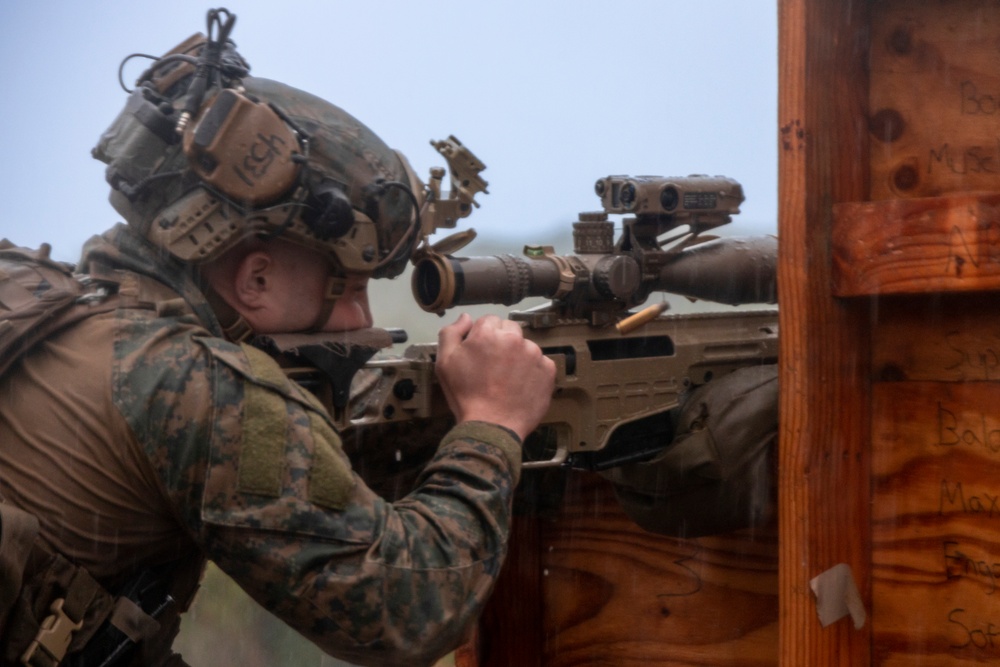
[0,0,777,254]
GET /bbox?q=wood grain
[470,472,778,667]
[778,0,874,664]
[869,294,1000,665]
[832,194,1000,296]
[871,381,1000,665]
[869,0,1000,200]
[871,294,1000,383]
[539,474,777,667]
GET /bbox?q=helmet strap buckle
[309,275,346,332]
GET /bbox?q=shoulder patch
[239,381,287,497]
[196,339,292,497]
[196,336,354,510]
[307,412,354,510]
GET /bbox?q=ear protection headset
[182,88,302,208]
[98,8,418,272]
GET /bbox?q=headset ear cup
[304,183,355,240]
[182,89,300,206]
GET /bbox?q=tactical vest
[0,240,200,667]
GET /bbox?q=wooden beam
[833,191,1000,297]
[778,0,873,664]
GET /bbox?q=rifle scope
[411,235,777,314]
[412,251,635,313]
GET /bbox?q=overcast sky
[0,1,778,262]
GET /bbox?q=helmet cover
[94,31,416,278]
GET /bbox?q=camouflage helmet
[93,14,419,280]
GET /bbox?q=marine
[0,9,555,666]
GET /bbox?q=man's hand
[436,313,556,441]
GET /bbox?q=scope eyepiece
[412,253,457,313]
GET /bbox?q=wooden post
[778,0,873,665]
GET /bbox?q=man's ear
[232,250,274,309]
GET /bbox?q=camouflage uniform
[0,224,522,666]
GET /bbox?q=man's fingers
[438,312,474,352]
[463,315,523,345]
[434,313,556,440]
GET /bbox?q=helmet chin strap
[200,282,255,342]
[310,274,347,333]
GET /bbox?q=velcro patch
[229,342,353,507]
[204,340,354,508]
[235,343,292,496]
[238,381,287,497]
[307,412,354,510]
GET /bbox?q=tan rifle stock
[331,307,777,470]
